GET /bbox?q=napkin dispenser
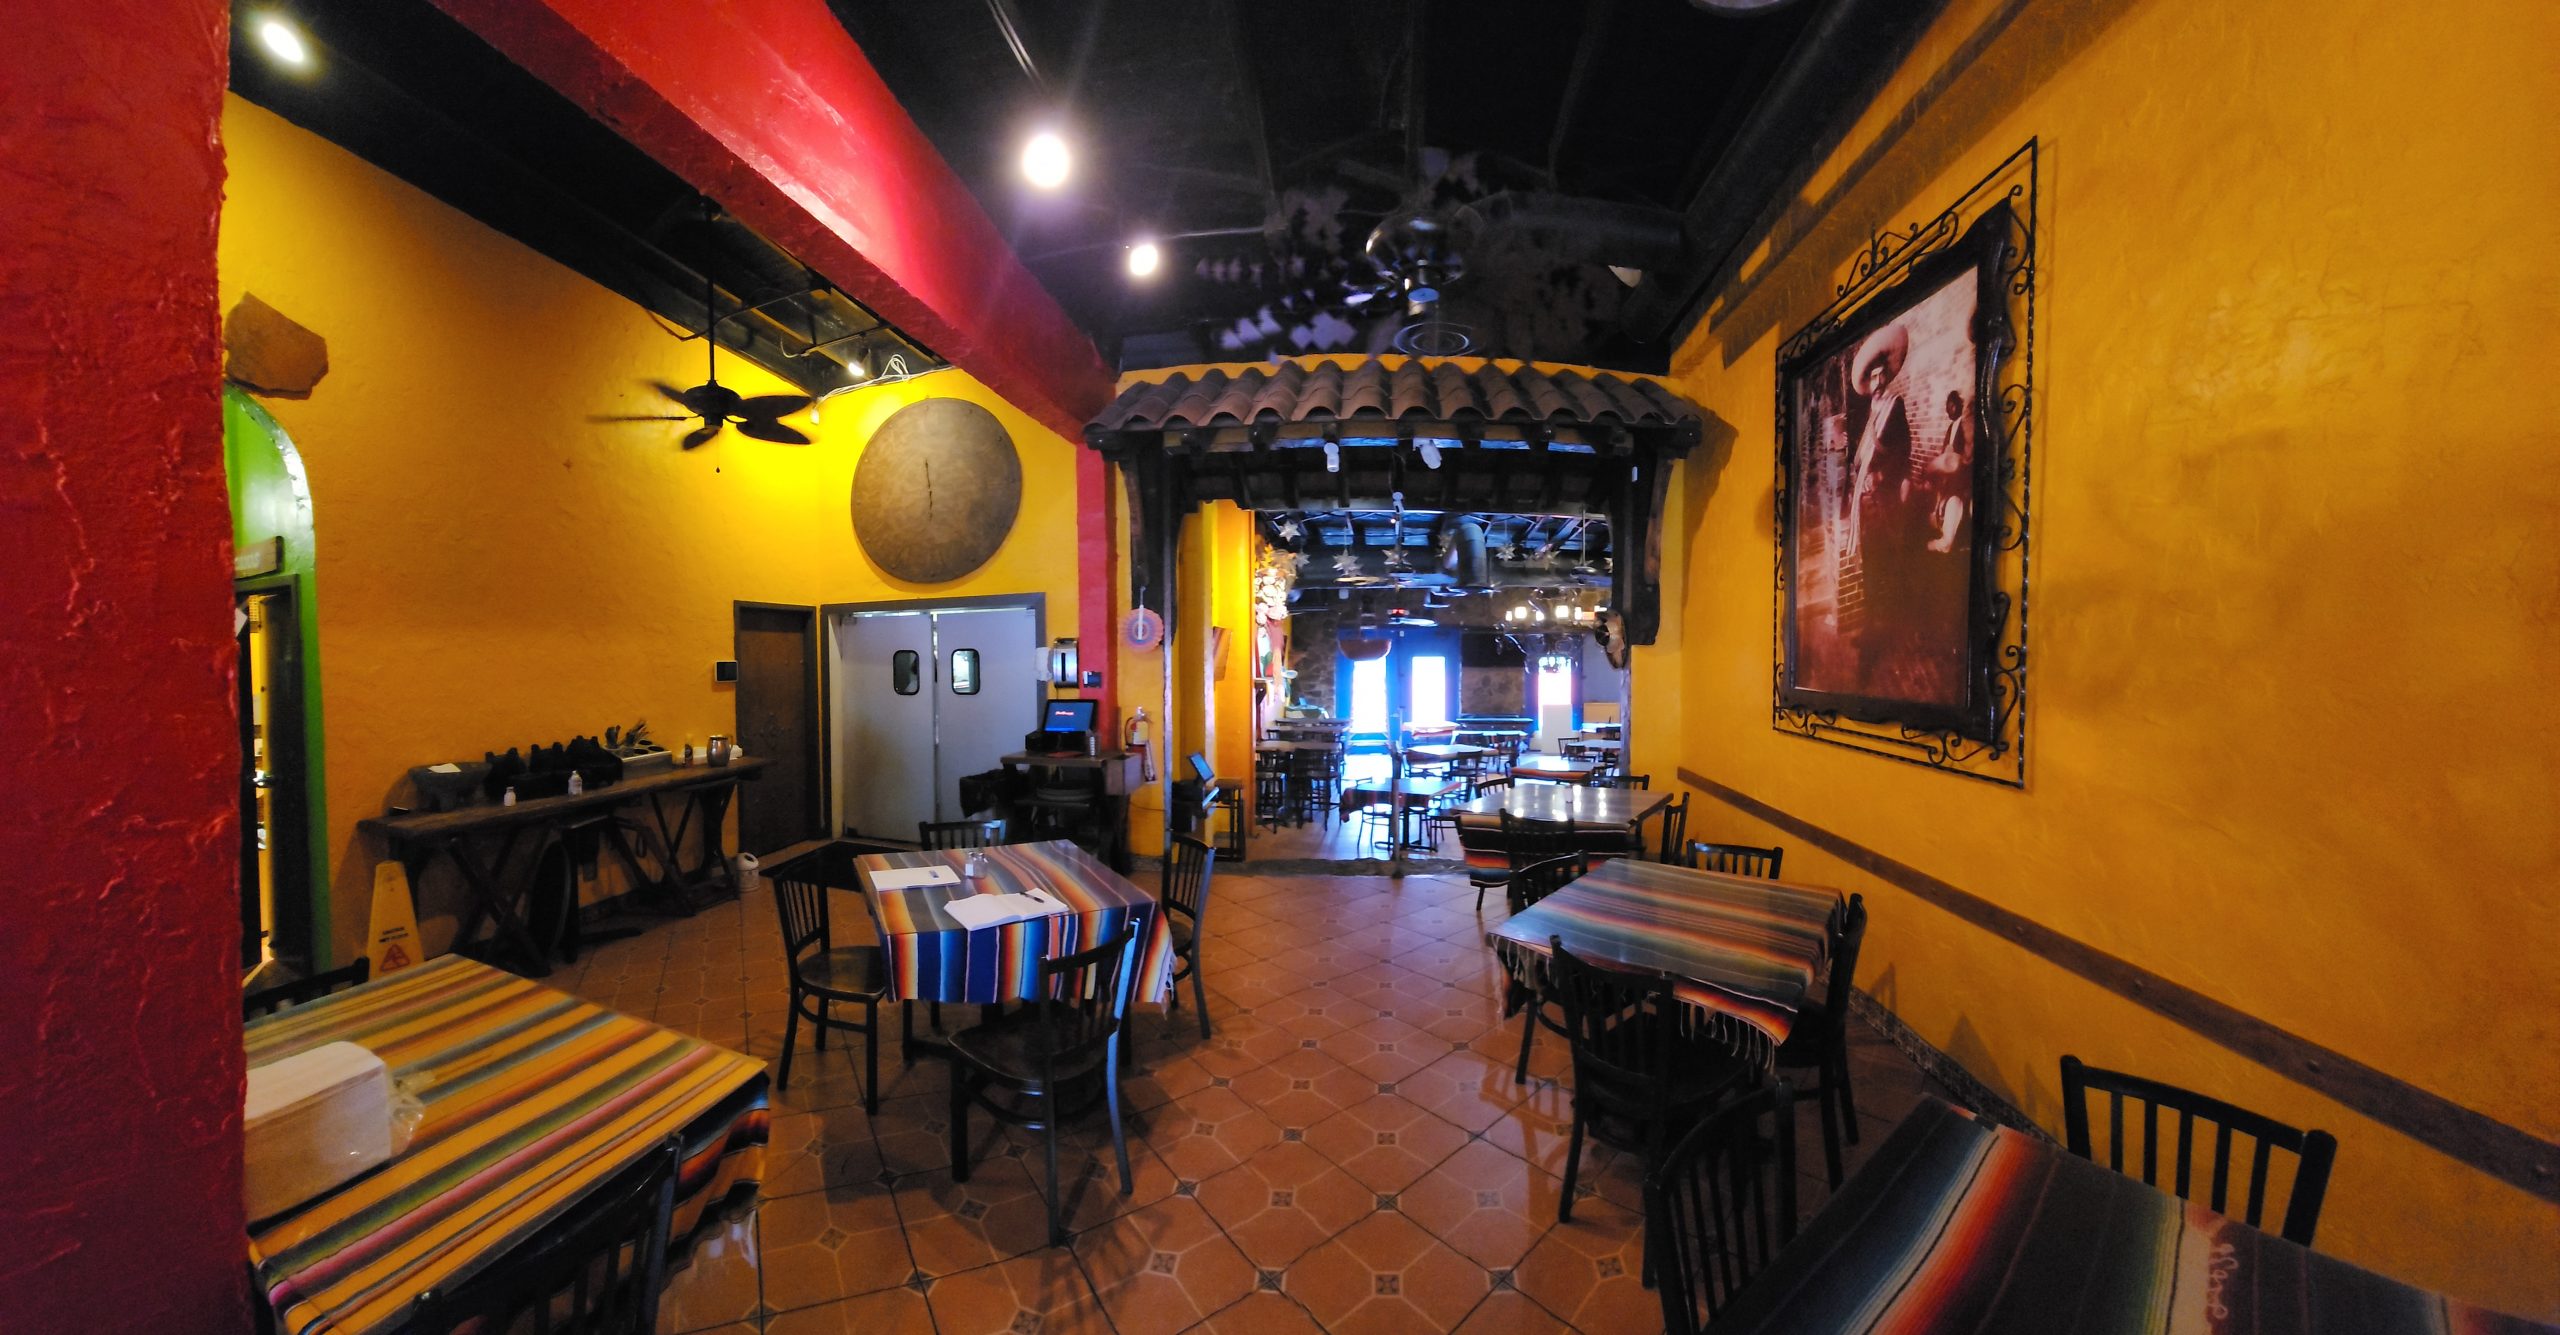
[244,1041,394,1221]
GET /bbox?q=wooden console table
[359,758,766,976]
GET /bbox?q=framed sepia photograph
[1776,202,2016,742]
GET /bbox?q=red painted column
[0,2,251,1331]
[431,0,1114,442]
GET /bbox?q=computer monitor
[1042,698,1098,732]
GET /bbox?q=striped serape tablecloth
[246,955,767,1334]
[859,839,1176,1007]
[1709,1096,2560,1334]
[1489,857,1839,1065]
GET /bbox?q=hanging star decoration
[1272,517,1302,542]
[1331,552,1365,577]
[1495,543,1524,564]
[1381,544,1410,571]
[1291,550,1313,572]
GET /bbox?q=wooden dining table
[1452,781,1671,870]
[247,956,768,1334]
[1337,773,1464,860]
[1489,858,1841,1065]
[1709,1095,2560,1334]
[854,840,1177,1007]
[1511,753,1602,784]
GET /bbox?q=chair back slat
[1547,938,1688,1152]
[1655,793,1690,863]
[919,819,1002,850]
[1501,812,1582,870]
[1646,1082,1798,1335]
[1684,841,1785,880]
[244,959,372,1019]
[409,1137,682,1334]
[1505,852,1587,915]
[2060,1055,2340,1245]
[1161,836,1216,924]
[1032,925,1143,1079]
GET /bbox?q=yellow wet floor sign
[368,860,423,975]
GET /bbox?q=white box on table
[243,1040,394,1221]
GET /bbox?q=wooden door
[735,604,821,855]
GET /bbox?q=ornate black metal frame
[1770,139,2037,787]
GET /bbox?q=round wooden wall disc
[849,399,1022,583]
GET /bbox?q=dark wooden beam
[1672,767,2560,1205]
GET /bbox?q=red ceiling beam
[431,0,1113,440]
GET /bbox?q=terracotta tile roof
[1088,361,1703,438]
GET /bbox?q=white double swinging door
[825,599,1041,841]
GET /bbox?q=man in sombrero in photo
[1845,320,1916,688]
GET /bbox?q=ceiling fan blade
[650,380,700,410]
[590,413,695,423]
[735,419,810,445]
[679,422,725,450]
[734,393,814,418]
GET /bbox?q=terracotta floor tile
[1193,1141,1378,1268]
[655,1211,761,1333]
[1302,1093,1470,1194]
[870,1092,969,1179]
[763,1105,886,1198]
[1398,1050,1532,1135]
[1340,1014,1437,1084]
[891,1154,1057,1278]
[1472,1080,1581,1179]
[1195,1290,1329,1333]
[1511,1193,1655,1334]
[761,1286,933,1334]
[1044,1133,1182,1233]
[1397,1139,1563,1270]
[1225,1051,1376,1136]
[756,1183,914,1313]
[1122,1051,1216,1111]
[1451,1289,1578,1334]
[925,1249,1113,1335]
[1143,1084,1284,1181]
[1075,1196,1257,1335]
[1283,1207,1489,1334]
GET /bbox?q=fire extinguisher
[1125,707,1154,783]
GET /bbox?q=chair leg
[777,992,802,1090]
[948,1068,972,1183]
[1108,1040,1134,1194]
[1514,1003,1538,1085]
[930,1000,943,1033]
[1819,1078,1845,1188]
[1835,1049,1861,1144]
[901,1001,914,1067]
[864,998,880,1116]
[814,998,828,1052]
[1189,952,1212,1041]
[1043,1116,1066,1248]
[1559,1107,1586,1224]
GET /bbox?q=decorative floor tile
[1075,1197,1257,1335]
[1511,1193,1658,1333]
[1398,1140,1565,1270]
[890,1155,1057,1279]
[1397,1050,1533,1135]
[756,1184,912,1313]
[1193,1290,1329,1333]
[1193,1140,1378,1268]
[1451,1289,1579,1333]
[760,1286,933,1334]
[924,1249,1113,1335]
[1145,1084,1284,1181]
[1283,1208,1490,1334]
[1302,1093,1471,1193]
[655,1211,761,1333]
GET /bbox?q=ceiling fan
[605,204,814,449]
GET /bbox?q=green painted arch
[223,386,333,968]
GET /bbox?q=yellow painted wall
[1650,0,2560,1314]
[218,95,1087,964]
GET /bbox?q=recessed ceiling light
[256,15,309,67]
[1126,241,1161,278]
[1020,131,1070,189]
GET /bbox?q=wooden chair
[1654,792,1690,863]
[949,926,1144,1247]
[1547,939,1752,1225]
[769,849,899,1112]
[2060,1055,2339,1244]
[408,1135,682,1334]
[243,959,371,1019]
[1777,893,1866,1186]
[1160,836,1217,1039]
[1455,777,1514,910]
[1685,840,1785,880]
[1500,851,1589,1084]
[919,818,1002,849]
[1591,772,1651,790]
[1646,1083,1799,1335]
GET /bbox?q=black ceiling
[835,0,1894,371]
[227,0,946,396]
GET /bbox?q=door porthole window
[950,648,981,695]
[893,649,921,695]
